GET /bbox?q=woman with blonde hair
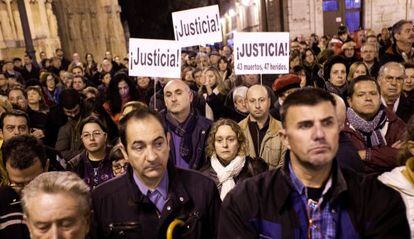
[348,61,369,81]
[201,119,268,200]
[198,66,229,120]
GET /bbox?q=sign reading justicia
[172,5,222,47]
[233,32,290,75]
[129,38,181,78]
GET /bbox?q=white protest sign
[233,32,290,75]
[172,5,222,47]
[129,38,181,78]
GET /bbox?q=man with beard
[55,89,84,160]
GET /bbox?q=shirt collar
[133,171,169,200]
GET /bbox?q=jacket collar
[276,152,348,212]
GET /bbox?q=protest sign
[129,38,181,78]
[233,32,290,75]
[172,5,222,47]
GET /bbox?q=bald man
[161,79,212,170]
[332,93,365,173]
[239,85,285,169]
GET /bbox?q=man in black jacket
[90,108,220,239]
[218,88,409,238]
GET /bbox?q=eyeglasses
[81,130,105,140]
[383,75,404,84]
[112,163,128,172]
[5,125,28,133]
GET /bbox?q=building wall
[286,0,324,38]
[0,0,126,63]
[0,0,60,60]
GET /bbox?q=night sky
[119,0,219,40]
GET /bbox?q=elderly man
[380,20,414,65]
[0,135,48,239]
[239,84,285,169]
[90,108,220,239]
[161,79,211,169]
[344,75,406,173]
[378,62,414,123]
[219,88,409,238]
[21,172,90,239]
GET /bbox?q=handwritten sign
[172,5,222,47]
[233,32,290,75]
[129,38,181,78]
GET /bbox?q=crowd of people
[0,19,414,238]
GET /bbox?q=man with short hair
[218,88,410,238]
[21,171,90,239]
[21,54,40,81]
[361,43,380,78]
[73,75,87,92]
[378,62,414,123]
[55,48,70,70]
[90,108,220,239]
[0,135,48,239]
[8,86,28,111]
[344,75,406,173]
[239,84,285,169]
[380,20,414,65]
[162,79,211,169]
[403,62,414,100]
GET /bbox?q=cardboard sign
[129,38,181,78]
[172,5,222,47]
[233,32,290,75]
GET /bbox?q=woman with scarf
[323,55,349,102]
[201,119,268,200]
[379,116,414,238]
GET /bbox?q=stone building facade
[0,0,126,63]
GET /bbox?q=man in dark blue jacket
[90,108,220,239]
[218,88,409,238]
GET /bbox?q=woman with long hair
[40,72,62,106]
[198,66,229,120]
[348,61,369,82]
[201,119,268,200]
[103,73,138,123]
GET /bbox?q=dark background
[119,0,220,40]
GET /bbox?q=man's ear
[279,129,291,150]
[189,90,194,103]
[166,132,171,148]
[0,129,3,140]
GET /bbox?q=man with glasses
[344,75,406,174]
[361,43,380,78]
[0,135,48,239]
[378,62,414,123]
[66,116,113,190]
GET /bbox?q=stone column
[3,0,17,39]
[11,0,23,40]
[45,0,57,38]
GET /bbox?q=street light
[16,0,36,62]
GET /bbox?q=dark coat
[343,108,406,174]
[90,166,221,239]
[66,150,114,190]
[395,94,414,123]
[0,186,30,239]
[379,44,413,66]
[218,158,410,238]
[161,111,212,170]
[336,131,365,174]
